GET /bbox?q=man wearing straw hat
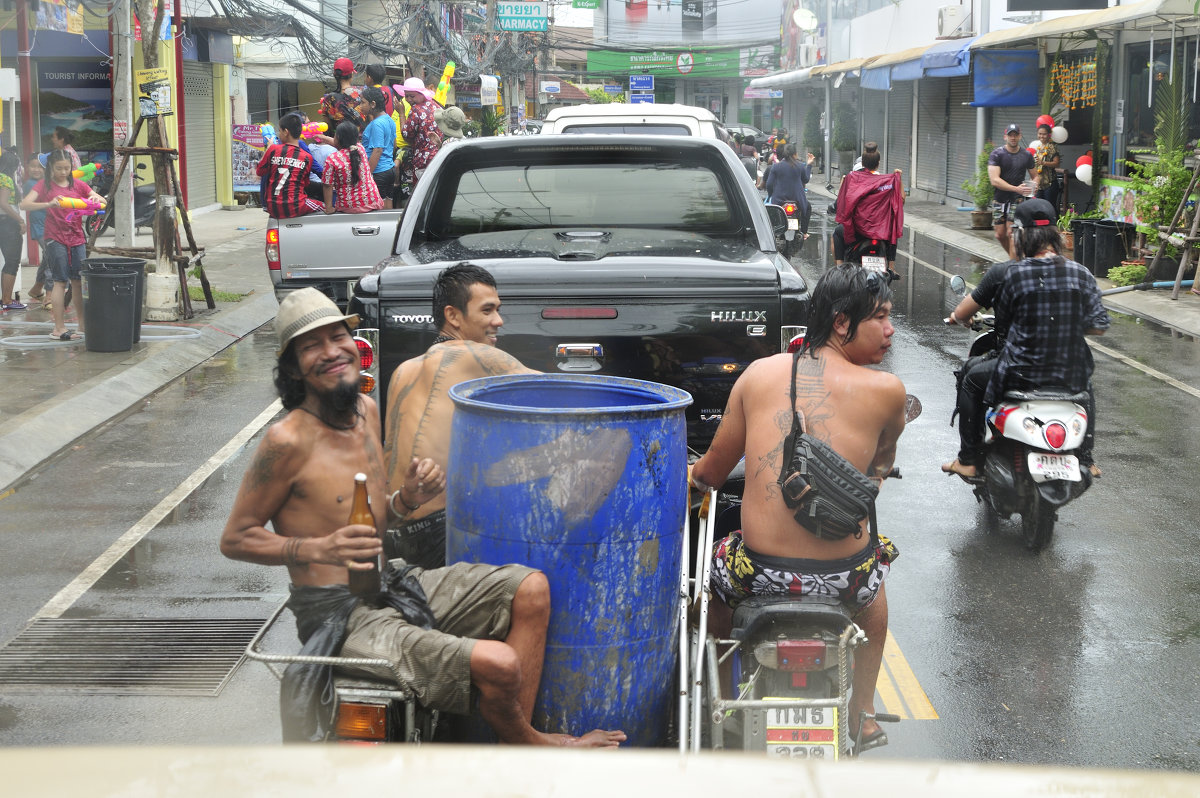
[221,287,622,747]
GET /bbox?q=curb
[0,290,279,495]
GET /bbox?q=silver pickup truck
[265,209,405,307]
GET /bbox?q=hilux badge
[711,310,766,323]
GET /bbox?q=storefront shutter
[914,78,948,194]
[946,75,976,204]
[862,86,887,158]
[182,62,218,209]
[886,82,913,177]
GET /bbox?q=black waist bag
[777,352,879,540]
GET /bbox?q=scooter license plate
[1027,452,1081,482]
[861,255,887,273]
[765,704,839,760]
[787,218,799,231]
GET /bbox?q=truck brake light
[780,325,807,353]
[542,307,618,319]
[353,329,379,399]
[266,228,281,271]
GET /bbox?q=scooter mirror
[904,394,923,422]
[949,275,967,297]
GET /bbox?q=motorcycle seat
[730,594,853,642]
[1003,388,1090,403]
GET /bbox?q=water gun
[71,162,103,182]
[260,123,279,146]
[55,196,106,223]
[301,121,328,139]
[434,61,456,106]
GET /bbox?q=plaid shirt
[986,255,1110,405]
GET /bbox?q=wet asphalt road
[0,220,1198,771]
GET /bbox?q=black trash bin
[1092,220,1135,279]
[83,257,147,342]
[1070,218,1092,267]
[82,266,138,352]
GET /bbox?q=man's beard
[311,378,361,428]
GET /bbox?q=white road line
[33,399,283,620]
[897,252,1200,401]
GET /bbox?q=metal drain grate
[0,618,269,696]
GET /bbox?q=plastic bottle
[347,472,380,595]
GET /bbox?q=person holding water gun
[20,149,106,340]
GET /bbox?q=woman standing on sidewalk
[20,149,105,341]
[0,150,27,311]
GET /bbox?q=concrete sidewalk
[807,175,1200,337]
[0,207,276,494]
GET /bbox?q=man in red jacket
[833,150,904,271]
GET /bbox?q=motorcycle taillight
[1044,421,1067,450]
[783,202,797,216]
[777,640,827,671]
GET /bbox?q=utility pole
[113,0,135,247]
[17,0,36,266]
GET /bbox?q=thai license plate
[787,218,799,230]
[1027,452,1081,482]
[765,705,838,760]
[861,255,886,272]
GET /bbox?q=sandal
[48,330,82,341]
[27,291,45,300]
[941,458,978,479]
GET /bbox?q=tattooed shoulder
[466,342,525,376]
[247,434,292,493]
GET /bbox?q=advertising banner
[37,60,113,158]
[598,0,781,47]
[136,68,173,117]
[588,46,777,78]
[232,124,265,193]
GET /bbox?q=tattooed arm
[220,423,306,565]
[464,341,538,376]
[867,373,907,487]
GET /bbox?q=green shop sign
[572,0,599,7]
[588,48,744,78]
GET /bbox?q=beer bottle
[347,472,380,596]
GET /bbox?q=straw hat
[436,106,466,138]
[400,77,434,101]
[275,287,359,356]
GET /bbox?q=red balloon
[1028,147,1037,155]
[1036,114,1054,128]
[1076,154,1093,167]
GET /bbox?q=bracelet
[282,537,304,567]
[388,489,419,519]
[397,486,420,511]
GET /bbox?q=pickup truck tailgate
[269,210,404,304]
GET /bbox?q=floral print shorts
[710,531,898,613]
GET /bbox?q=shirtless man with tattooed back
[221,288,622,747]
[384,263,535,568]
[691,265,907,752]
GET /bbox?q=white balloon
[1076,163,1093,185]
[1030,140,1044,152]
[1051,125,1068,144]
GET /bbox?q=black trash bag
[280,561,435,742]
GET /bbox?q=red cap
[333,57,355,76]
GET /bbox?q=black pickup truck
[348,135,809,448]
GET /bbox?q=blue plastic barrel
[446,374,692,746]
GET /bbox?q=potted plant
[832,102,857,171]
[1057,207,1077,252]
[963,142,995,229]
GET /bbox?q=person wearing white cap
[220,286,626,747]
[400,76,442,190]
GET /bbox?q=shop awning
[812,57,871,77]
[747,67,814,89]
[921,36,977,77]
[862,43,936,87]
[971,0,1200,49]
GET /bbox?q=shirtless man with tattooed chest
[691,266,907,752]
[384,263,535,568]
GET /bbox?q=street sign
[540,81,560,94]
[630,93,655,104]
[629,74,654,91]
[603,84,622,94]
[495,1,548,31]
[769,89,783,98]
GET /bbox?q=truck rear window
[560,124,692,136]
[443,162,735,234]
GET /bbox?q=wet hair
[278,112,304,139]
[1013,225,1062,259]
[46,148,74,188]
[863,141,878,153]
[744,135,755,147]
[798,265,893,356]
[26,152,42,165]
[364,64,386,84]
[335,121,363,186]
[1037,123,1052,134]
[433,262,497,330]
[360,86,386,114]
[862,150,881,170]
[775,142,787,160]
[54,126,74,145]
[783,144,798,162]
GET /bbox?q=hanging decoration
[1049,57,1098,109]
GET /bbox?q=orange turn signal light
[359,373,377,394]
[335,701,388,741]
